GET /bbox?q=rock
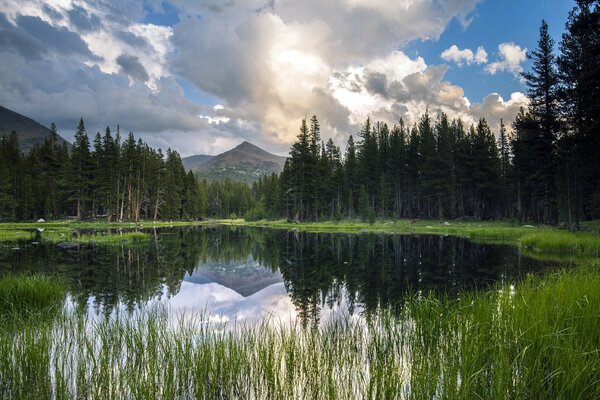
[425,226,433,229]
[57,242,78,249]
[37,228,44,232]
[37,218,45,223]
[522,225,535,228]
[442,221,450,226]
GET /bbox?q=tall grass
[1,265,599,399]
[520,231,600,259]
[0,274,65,319]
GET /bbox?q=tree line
[0,1,597,226]
[250,2,600,228]
[0,119,203,221]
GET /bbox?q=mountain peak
[182,141,287,183]
[235,141,263,152]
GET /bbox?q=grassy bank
[0,219,206,245]
[1,265,599,399]
[0,227,152,246]
[220,218,600,259]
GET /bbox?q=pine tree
[558,0,600,221]
[522,19,559,223]
[344,135,359,217]
[67,118,92,219]
[498,119,511,217]
[389,121,407,218]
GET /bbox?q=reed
[0,274,65,319]
[1,265,599,399]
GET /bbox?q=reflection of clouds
[69,280,364,330]
[168,281,297,326]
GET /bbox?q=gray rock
[57,242,78,249]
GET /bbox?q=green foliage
[0,274,65,319]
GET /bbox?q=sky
[0,0,575,157]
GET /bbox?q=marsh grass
[0,227,151,246]
[1,265,599,399]
[519,231,600,258]
[0,274,65,320]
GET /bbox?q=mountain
[182,154,213,170]
[0,105,70,152]
[185,141,287,183]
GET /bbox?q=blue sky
[405,0,575,102]
[0,0,579,156]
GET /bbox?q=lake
[0,225,555,327]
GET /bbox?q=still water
[0,226,554,326]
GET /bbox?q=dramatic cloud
[486,42,528,76]
[172,0,481,146]
[67,5,101,32]
[116,54,149,82]
[441,45,488,66]
[0,0,533,156]
[330,50,527,134]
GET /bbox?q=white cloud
[440,45,487,66]
[474,46,488,64]
[330,50,528,136]
[172,0,481,147]
[0,0,531,156]
[485,42,527,76]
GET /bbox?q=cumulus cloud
[172,0,481,146]
[440,44,488,66]
[67,5,102,32]
[485,42,527,76]
[116,54,149,82]
[0,0,531,157]
[330,50,528,135]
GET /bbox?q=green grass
[1,265,599,399]
[0,274,66,319]
[0,226,153,246]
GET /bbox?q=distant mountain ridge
[183,141,287,183]
[0,105,71,152]
[182,154,213,170]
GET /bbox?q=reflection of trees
[0,228,207,311]
[0,227,549,325]
[272,232,549,326]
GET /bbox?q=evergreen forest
[1,2,599,229]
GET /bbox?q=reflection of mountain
[169,281,295,324]
[184,258,282,297]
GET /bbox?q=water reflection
[0,226,553,325]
